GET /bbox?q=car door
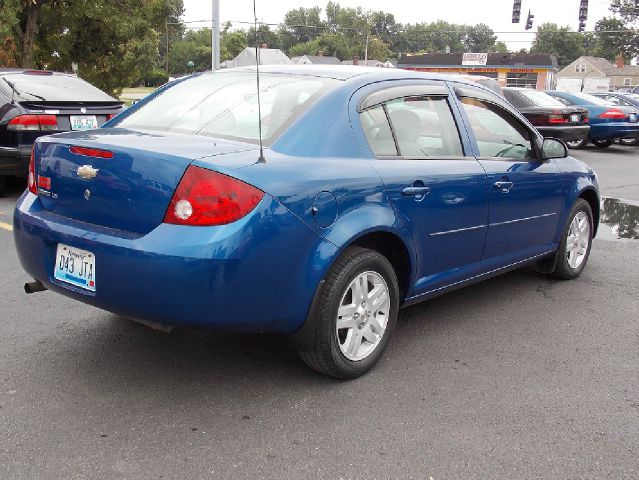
[355,82,489,296]
[455,85,564,269]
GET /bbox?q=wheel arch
[578,187,600,237]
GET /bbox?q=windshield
[0,72,115,102]
[117,72,339,144]
[520,90,566,107]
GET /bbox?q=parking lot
[1,145,638,478]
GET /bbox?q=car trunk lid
[34,129,259,234]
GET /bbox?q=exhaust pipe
[24,280,47,294]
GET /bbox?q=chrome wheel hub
[336,271,391,362]
[566,211,590,269]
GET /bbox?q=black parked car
[503,87,589,142]
[0,69,123,193]
[592,92,639,146]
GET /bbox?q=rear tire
[565,138,589,149]
[549,199,593,280]
[619,137,639,146]
[592,139,613,148]
[298,247,399,379]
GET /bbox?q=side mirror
[542,138,568,160]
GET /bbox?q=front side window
[385,96,464,157]
[118,72,338,144]
[460,97,534,160]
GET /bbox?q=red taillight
[548,114,568,124]
[69,146,114,159]
[599,108,626,119]
[28,148,37,194]
[8,114,58,132]
[163,166,264,226]
[106,114,116,121]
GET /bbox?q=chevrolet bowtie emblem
[77,165,99,180]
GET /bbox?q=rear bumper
[13,192,333,333]
[536,125,590,141]
[590,123,639,141]
[0,146,31,176]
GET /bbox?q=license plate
[630,114,637,123]
[54,243,96,291]
[570,114,580,123]
[70,115,98,131]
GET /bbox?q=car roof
[221,65,486,87]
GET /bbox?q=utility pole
[212,0,220,70]
[364,32,369,63]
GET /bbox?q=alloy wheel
[566,211,590,269]
[335,271,391,362]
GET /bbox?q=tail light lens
[548,114,568,124]
[69,146,114,158]
[598,108,626,119]
[163,166,264,226]
[28,148,37,194]
[8,114,58,132]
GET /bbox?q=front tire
[549,199,593,280]
[565,138,589,149]
[592,139,613,148]
[298,247,399,379]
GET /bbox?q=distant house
[557,55,639,91]
[222,47,293,68]
[341,57,396,68]
[292,54,341,65]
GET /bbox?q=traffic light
[525,10,534,30]
[579,0,589,22]
[512,0,522,23]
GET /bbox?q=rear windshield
[0,72,115,102]
[519,90,566,107]
[117,72,339,144]
[567,92,613,106]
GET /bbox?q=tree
[530,23,585,67]
[463,24,498,52]
[0,0,56,67]
[610,0,639,24]
[221,27,247,62]
[288,32,353,60]
[36,0,165,95]
[168,28,211,75]
[591,17,638,62]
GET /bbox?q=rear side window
[360,105,398,156]
[385,96,464,157]
[118,72,338,144]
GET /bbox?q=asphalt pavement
[1,146,638,479]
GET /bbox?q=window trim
[357,84,449,112]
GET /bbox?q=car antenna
[253,0,266,163]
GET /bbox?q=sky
[182,0,614,50]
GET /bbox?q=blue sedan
[546,90,639,149]
[14,67,599,378]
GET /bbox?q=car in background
[503,87,589,142]
[0,69,123,193]
[591,92,639,146]
[545,90,639,149]
[14,67,600,379]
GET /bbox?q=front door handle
[402,186,431,197]
[494,181,514,193]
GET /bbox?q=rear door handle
[494,181,514,192]
[402,186,431,196]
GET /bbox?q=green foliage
[530,23,585,67]
[591,17,638,62]
[168,28,211,75]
